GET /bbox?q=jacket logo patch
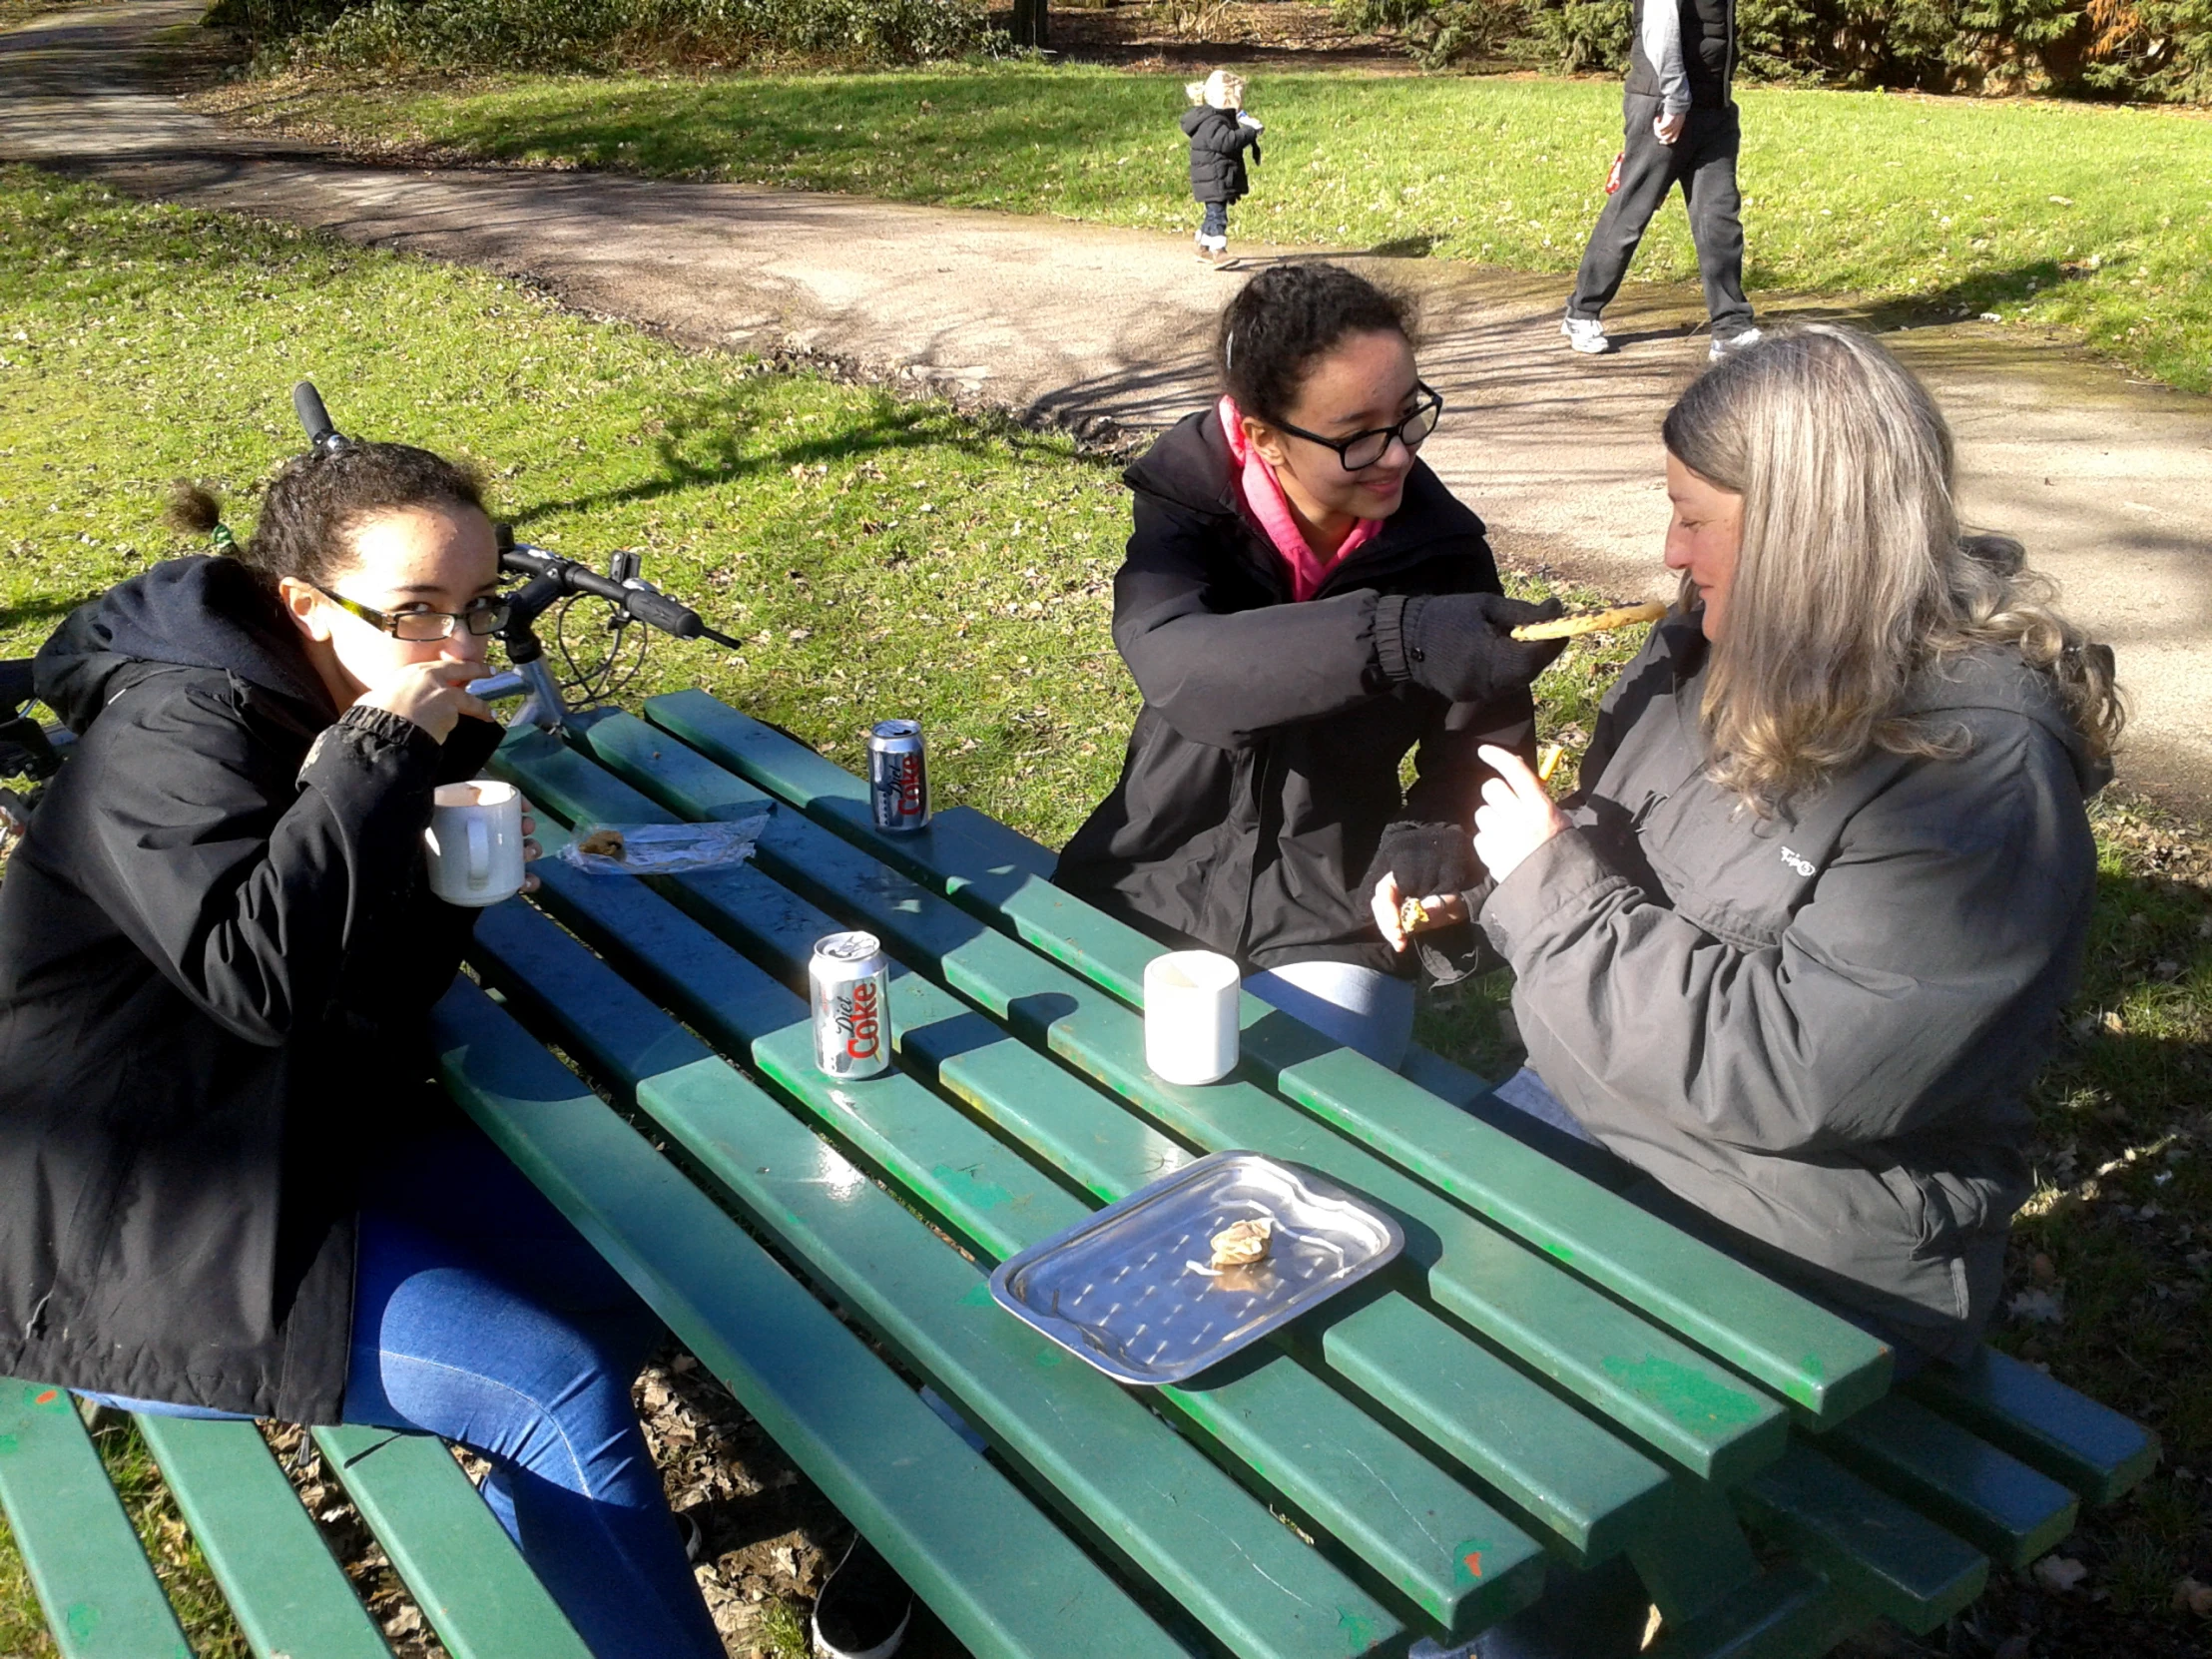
[1780,846,1816,878]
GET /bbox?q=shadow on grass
[507,378,1087,530]
[0,596,84,635]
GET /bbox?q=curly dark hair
[167,442,487,590]
[1214,263,1417,425]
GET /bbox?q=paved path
[7,0,2209,807]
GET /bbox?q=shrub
[215,0,996,71]
[1339,0,2211,98]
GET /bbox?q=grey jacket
[1479,616,2106,1361]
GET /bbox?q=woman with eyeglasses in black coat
[1056,263,1566,1065]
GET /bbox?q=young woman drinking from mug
[1058,263,1567,1065]
[0,443,724,1658]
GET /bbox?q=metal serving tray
[987,1151,1404,1386]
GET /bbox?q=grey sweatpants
[1568,93,1752,334]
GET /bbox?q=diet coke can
[867,718,930,833]
[811,930,891,1080]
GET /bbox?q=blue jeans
[1246,958,1416,1069]
[82,1124,722,1659]
[1199,200,1230,243]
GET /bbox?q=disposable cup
[1143,949,1241,1086]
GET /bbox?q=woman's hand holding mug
[1473,745,1571,883]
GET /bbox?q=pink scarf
[1219,395,1383,602]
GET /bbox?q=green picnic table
[0,690,2158,1659]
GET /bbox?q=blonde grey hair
[1661,323,2124,813]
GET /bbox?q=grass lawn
[202,63,2212,392]
[2,165,2209,1650]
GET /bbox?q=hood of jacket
[1180,105,1232,137]
[1907,639,2111,800]
[1124,407,1483,579]
[35,555,337,735]
[1650,612,2110,802]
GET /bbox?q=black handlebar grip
[292,382,347,453]
[622,588,705,638]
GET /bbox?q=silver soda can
[867,718,930,833]
[811,930,892,1080]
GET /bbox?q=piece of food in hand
[1208,1218,1273,1271]
[1398,895,1432,931]
[1536,743,1566,784]
[1508,600,1669,642]
[578,828,628,859]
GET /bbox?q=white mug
[424,780,526,907]
[1143,949,1242,1086]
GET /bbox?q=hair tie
[210,522,238,553]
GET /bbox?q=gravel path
[7,0,2209,807]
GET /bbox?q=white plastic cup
[1143,950,1242,1086]
[423,780,526,907]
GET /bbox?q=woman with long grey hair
[1379,320,2121,1657]
[1384,320,2119,1356]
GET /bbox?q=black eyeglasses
[1272,383,1444,472]
[311,583,511,643]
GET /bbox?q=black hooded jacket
[0,557,499,1420]
[1181,105,1260,205]
[1055,410,1535,976]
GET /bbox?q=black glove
[1361,820,1474,905]
[1397,593,1568,705]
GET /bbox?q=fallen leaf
[2174,1576,2212,1617]
[2008,1287,2064,1325]
[2033,1554,2088,1593]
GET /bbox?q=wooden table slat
[578,714,1789,1487]
[1905,1346,2159,1504]
[0,1381,192,1659]
[1643,1564,1857,1659]
[484,814,1555,1635]
[311,1425,594,1659]
[465,897,1420,1658]
[563,718,1705,1559]
[640,694,1891,1429]
[134,1415,393,1659]
[1821,1395,2079,1570]
[430,980,1199,1659]
[1731,1441,1987,1634]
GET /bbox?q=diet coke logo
[838,979,882,1061]
[886,753,923,816]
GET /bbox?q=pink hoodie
[1218,395,1382,602]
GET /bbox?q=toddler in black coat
[1181,70,1262,267]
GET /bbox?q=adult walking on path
[1561,0,1758,360]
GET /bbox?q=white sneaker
[1560,314,1612,354]
[1708,325,1762,361]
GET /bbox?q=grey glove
[1396,593,1567,705]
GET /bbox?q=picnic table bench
[0,690,2158,1659]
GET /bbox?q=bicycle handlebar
[500,545,740,648]
[287,381,737,651]
[292,381,349,456]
